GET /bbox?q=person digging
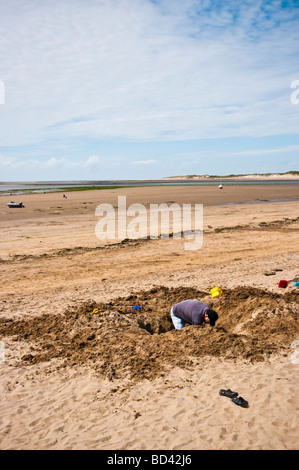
[170,299,218,330]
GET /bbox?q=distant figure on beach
[170,300,218,330]
[63,194,67,199]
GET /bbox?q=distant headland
[162,171,299,181]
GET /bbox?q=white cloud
[0,0,298,148]
[0,153,100,171]
[0,0,298,180]
[0,80,4,104]
[215,144,299,158]
[132,159,156,165]
[83,155,102,167]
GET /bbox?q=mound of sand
[1,286,298,382]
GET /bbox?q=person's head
[204,309,218,326]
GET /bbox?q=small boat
[7,201,24,208]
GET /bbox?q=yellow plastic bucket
[210,286,223,298]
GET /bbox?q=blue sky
[0,0,299,180]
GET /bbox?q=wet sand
[0,184,298,450]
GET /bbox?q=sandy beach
[0,184,298,450]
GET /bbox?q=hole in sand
[0,286,298,381]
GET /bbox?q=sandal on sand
[232,396,249,408]
[219,389,238,398]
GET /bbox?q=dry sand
[0,184,298,450]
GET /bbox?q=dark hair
[207,309,218,326]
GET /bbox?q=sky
[0,0,299,181]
